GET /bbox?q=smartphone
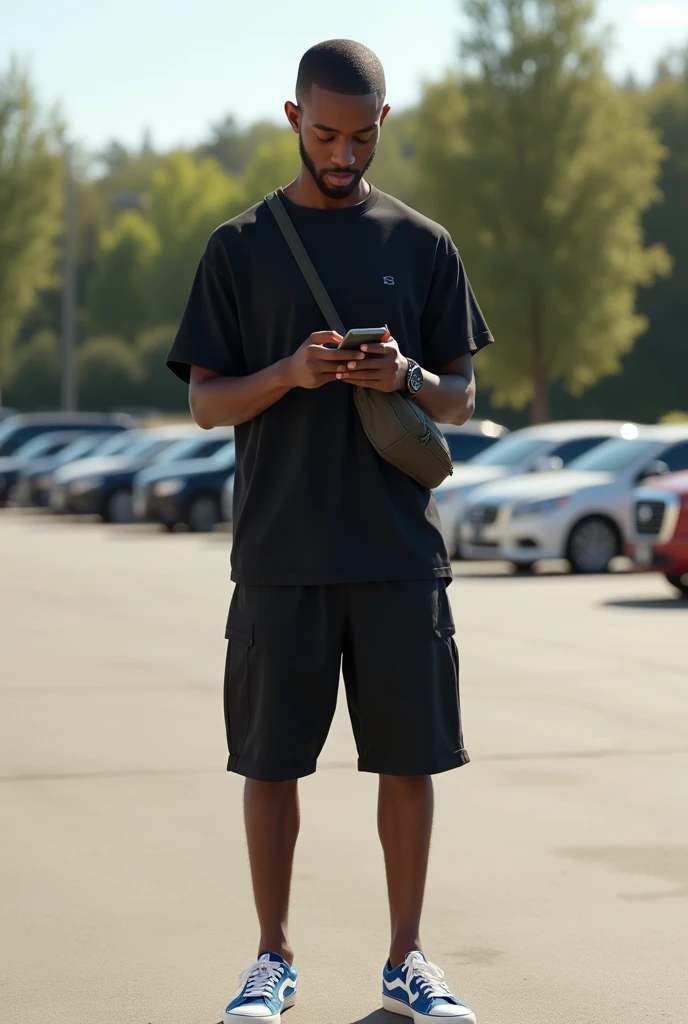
[337,328,387,351]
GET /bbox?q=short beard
[299,134,376,200]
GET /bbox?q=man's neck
[283,169,370,210]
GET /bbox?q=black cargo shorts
[223,579,470,781]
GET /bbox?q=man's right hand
[287,332,365,390]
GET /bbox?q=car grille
[469,503,500,526]
[635,500,666,536]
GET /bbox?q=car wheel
[566,516,620,574]
[510,561,535,573]
[104,488,134,524]
[186,493,220,533]
[665,573,688,598]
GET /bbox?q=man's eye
[315,134,335,143]
[354,135,375,144]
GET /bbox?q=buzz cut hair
[296,39,386,106]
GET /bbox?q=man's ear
[380,103,391,127]
[285,101,300,135]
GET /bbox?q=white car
[440,419,509,463]
[434,421,634,557]
[459,424,688,573]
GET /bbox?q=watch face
[408,363,424,393]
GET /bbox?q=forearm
[412,368,476,426]
[189,358,294,429]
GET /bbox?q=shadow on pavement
[603,597,687,611]
[347,1011,398,1024]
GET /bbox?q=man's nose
[330,139,355,168]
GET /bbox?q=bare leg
[378,774,434,968]
[243,778,300,965]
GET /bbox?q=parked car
[0,430,100,506]
[458,424,688,573]
[134,438,236,532]
[49,425,206,522]
[13,431,133,508]
[0,407,17,421]
[0,412,131,457]
[440,419,509,463]
[434,421,634,557]
[629,471,688,597]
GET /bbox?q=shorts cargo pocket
[224,620,253,758]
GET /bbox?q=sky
[4,0,688,153]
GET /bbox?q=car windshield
[0,419,18,448]
[568,438,660,473]
[53,437,100,465]
[92,432,138,456]
[160,437,204,462]
[13,435,72,461]
[470,435,546,468]
[209,442,236,468]
[119,437,173,461]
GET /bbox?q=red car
[630,471,688,597]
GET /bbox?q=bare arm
[188,331,365,429]
[408,354,475,427]
[189,360,293,429]
[337,337,476,427]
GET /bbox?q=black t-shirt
[167,186,493,585]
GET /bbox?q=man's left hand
[335,329,409,392]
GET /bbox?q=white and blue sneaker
[223,952,297,1023]
[382,950,476,1022]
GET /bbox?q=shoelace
[237,954,284,1000]
[405,951,453,1000]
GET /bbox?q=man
[167,38,493,1024]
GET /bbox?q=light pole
[61,141,77,411]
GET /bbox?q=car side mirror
[533,455,564,472]
[636,460,669,483]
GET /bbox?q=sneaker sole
[382,993,476,1023]
[223,992,296,1023]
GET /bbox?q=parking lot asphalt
[1,509,687,1024]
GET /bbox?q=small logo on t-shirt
[383,276,395,286]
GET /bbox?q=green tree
[145,152,246,324]
[634,50,688,420]
[369,109,419,205]
[137,325,188,413]
[4,330,60,410]
[86,211,160,340]
[77,336,143,411]
[0,61,63,392]
[416,0,669,422]
[241,131,301,206]
[198,115,285,175]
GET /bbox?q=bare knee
[245,778,298,802]
[379,774,432,793]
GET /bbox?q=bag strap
[264,189,346,338]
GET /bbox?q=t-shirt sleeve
[166,235,245,385]
[420,237,494,374]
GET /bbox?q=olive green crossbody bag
[265,190,453,489]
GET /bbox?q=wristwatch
[405,358,424,395]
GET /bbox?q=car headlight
[154,479,184,497]
[69,476,103,495]
[512,495,570,518]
